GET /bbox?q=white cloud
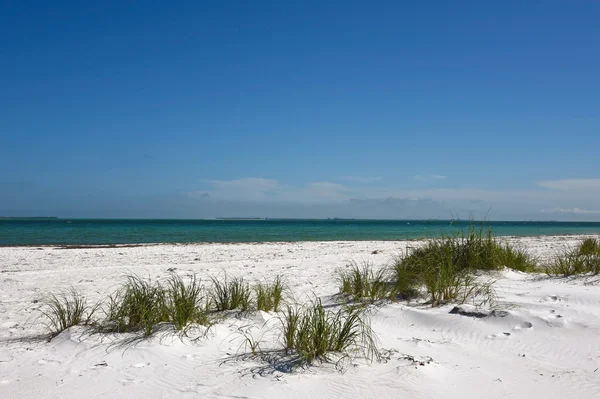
[183,177,600,220]
[306,182,349,199]
[192,178,588,205]
[537,178,600,190]
[415,174,447,181]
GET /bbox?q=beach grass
[394,241,496,306]
[390,257,422,300]
[278,300,378,363]
[101,274,212,337]
[40,287,98,337]
[104,275,167,337]
[578,237,600,256]
[210,274,252,312]
[390,224,513,306]
[335,224,520,307]
[255,275,285,312]
[338,261,390,302]
[164,274,209,332]
[545,237,600,277]
[494,243,539,272]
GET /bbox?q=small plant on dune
[390,225,499,307]
[281,305,303,352]
[407,243,494,306]
[104,275,167,337]
[421,249,465,306]
[494,243,539,272]
[391,255,424,300]
[210,274,252,312]
[418,223,538,273]
[40,287,98,337]
[578,238,600,256]
[455,225,499,271]
[546,238,600,277]
[164,274,209,332]
[255,275,285,312]
[585,255,600,275]
[545,248,585,277]
[236,326,265,356]
[278,299,378,364]
[338,262,389,302]
[574,238,600,275]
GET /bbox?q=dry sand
[1,235,600,398]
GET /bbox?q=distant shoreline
[2,217,600,222]
[2,218,599,247]
[2,233,599,249]
[0,216,58,220]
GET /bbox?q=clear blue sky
[1,1,599,219]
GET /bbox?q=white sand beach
[1,235,600,398]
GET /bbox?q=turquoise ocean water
[1,219,600,246]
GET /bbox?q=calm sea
[1,219,600,246]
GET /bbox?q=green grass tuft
[494,243,539,272]
[338,262,389,302]
[210,274,252,312]
[164,274,209,332]
[390,255,422,300]
[104,275,167,337]
[40,287,98,337]
[255,275,285,312]
[389,223,507,306]
[278,299,378,363]
[578,238,600,257]
[545,238,600,277]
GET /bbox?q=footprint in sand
[542,311,566,326]
[513,321,533,331]
[545,295,563,303]
[486,332,511,340]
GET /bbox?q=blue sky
[1,1,599,220]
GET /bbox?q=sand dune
[1,236,599,398]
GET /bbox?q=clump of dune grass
[281,305,302,353]
[278,300,378,364]
[104,275,167,337]
[390,255,422,300]
[494,243,539,272]
[164,274,209,332]
[255,275,285,312]
[578,237,600,256]
[413,224,538,272]
[338,262,389,302]
[390,223,507,306]
[545,238,600,277]
[545,248,584,276]
[210,274,252,312]
[394,239,497,307]
[420,248,468,306]
[103,274,212,337]
[40,287,98,337]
